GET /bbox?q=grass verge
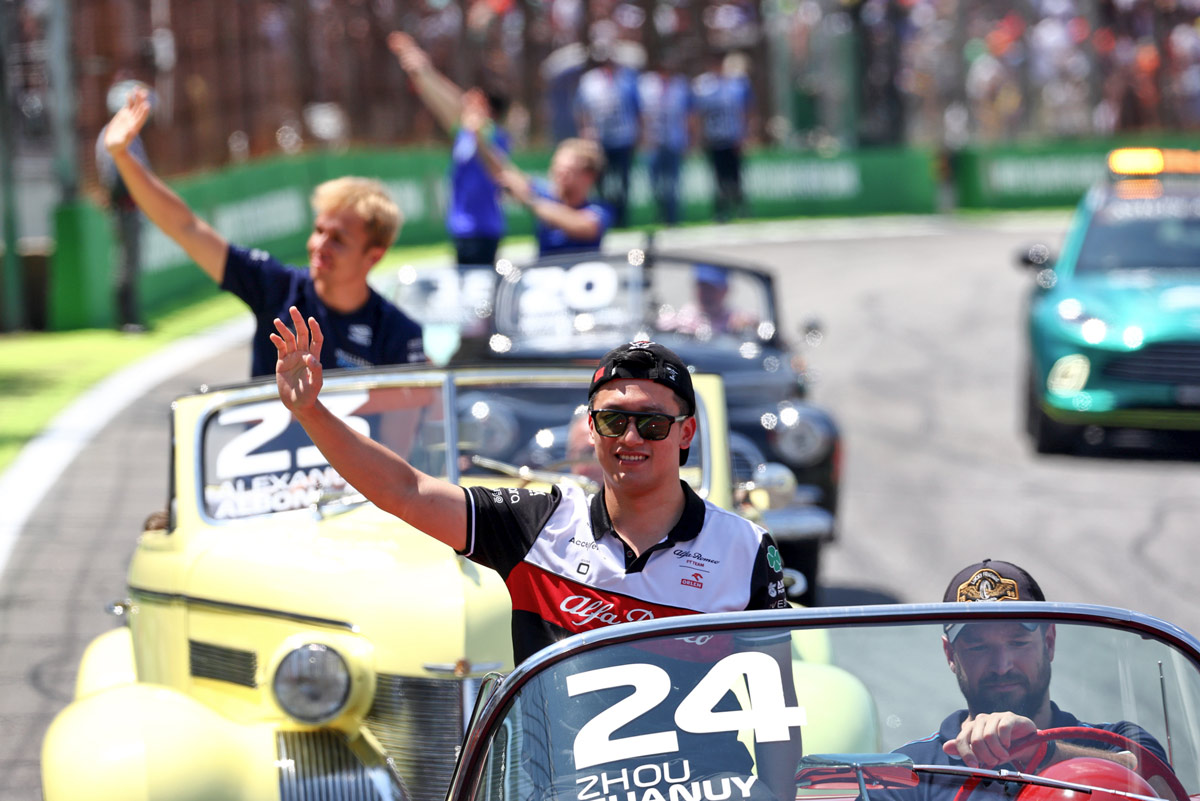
[0,243,454,475]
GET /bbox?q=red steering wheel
[949,727,1187,801]
[1020,727,1187,801]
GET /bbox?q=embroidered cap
[588,341,695,466]
[943,559,1045,642]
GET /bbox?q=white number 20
[566,652,806,770]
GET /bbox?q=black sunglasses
[590,409,690,441]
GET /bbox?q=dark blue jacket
[871,704,1167,801]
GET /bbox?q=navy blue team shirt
[222,244,425,377]
[873,703,1168,801]
[531,181,613,258]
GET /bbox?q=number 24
[566,652,806,770]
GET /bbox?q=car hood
[179,504,513,670]
[1056,273,1200,338]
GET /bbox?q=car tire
[1025,373,1078,454]
[779,540,820,607]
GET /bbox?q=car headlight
[1047,354,1090,393]
[273,643,351,724]
[762,405,832,466]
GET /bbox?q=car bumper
[1040,385,1200,429]
[1033,336,1200,429]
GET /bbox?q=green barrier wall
[49,201,117,329]
[49,146,939,330]
[953,136,1200,209]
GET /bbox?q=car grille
[1103,343,1200,383]
[189,644,471,801]
[277,730,387,800]
[189,640,257,687]
[729,445,758,483]
[365,674,473,801]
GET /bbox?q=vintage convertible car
[40,363,851,801]
[447,602,1200,801]
[395,246,841,605]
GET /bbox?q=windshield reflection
[491,259,777,353]
[199,376,708,522]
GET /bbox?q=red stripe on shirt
[507,560,694,635]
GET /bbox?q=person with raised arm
[103,86,424,376]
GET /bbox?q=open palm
[271,306,324,411]
[103,87,151,155]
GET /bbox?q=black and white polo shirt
[460,481,789,664]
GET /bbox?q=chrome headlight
[273,643,351,724]
[763,404,832,466]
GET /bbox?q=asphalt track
[7,215,1200,799]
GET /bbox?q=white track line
[0,317,253,578]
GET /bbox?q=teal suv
[1021,147,1200,453]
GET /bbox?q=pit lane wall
[47,146,937,330]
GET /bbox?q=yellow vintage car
[40,363,862,801]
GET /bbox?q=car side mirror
[1017,242,1055,269]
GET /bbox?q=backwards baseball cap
[943,559,1046,643]
[588,341,696,466]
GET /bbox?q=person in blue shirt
[540,42,587,143]
[638,54,692,226]
[102,86,425,377]
[874,560,1174,801]
[518,137,613,257]
[574,42,640,228]
[692,52,754,222]
[389,31,510,268]
[462,91,612,258]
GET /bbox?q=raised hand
[460,88,490,133]
[271,306,325,412]
[388,31,430,75]
[103,86,151,156]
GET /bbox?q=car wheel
[1026,374,1078,454]
[779,540,820,607]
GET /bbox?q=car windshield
[491,257,778,353]
[1076,185,1200,275]
[199,374,708,521]
[461,610,1200,801]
